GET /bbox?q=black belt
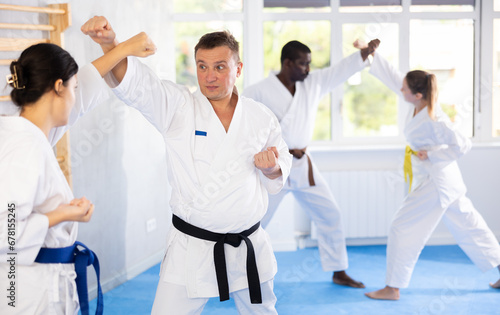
[172,215,262,304]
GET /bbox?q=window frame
[479,1,499,141]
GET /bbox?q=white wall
[66,0,177,294]
[1,0,176,296]
[65,0,177,294]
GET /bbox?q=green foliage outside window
[344,73,398,136]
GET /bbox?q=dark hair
[9,43,78,107]
[405,70,438,119]
[194,30,240,62]
[280,40,311,64]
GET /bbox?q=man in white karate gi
[81,17,292,314]
[243,39,379,288]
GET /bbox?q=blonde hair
[405,70,438,119]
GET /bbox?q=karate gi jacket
[0,64,108,314]
[107,57,292,298]
[243,52,369,149]
[369,53,471,209]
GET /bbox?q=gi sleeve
[48,64,111,147]
[242,83,262,102]
[427,121,471,164]
[259,113,292,194]
[313,51,370,98]
[369,53,406,95]
[106,57,187,134]
[0,142,49,265]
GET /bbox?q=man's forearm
[92,42,128,80]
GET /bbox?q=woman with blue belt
[0,32,155,315]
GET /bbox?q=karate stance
[243,39,379,288]
[0,36,155,314]
[82,16,292,314]
[362,49,500,300]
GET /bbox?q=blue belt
[34,241,103,315]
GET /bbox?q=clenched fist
[254,147,282,179]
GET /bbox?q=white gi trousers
[0,263,79,315]
[151,273,277,315]
[262,154,348,272]
[386,177,500,288]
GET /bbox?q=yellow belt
[404,145,418,193]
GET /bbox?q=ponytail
[425,73,438,119]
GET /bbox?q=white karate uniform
[0,64,108,315]
[243,52,369,271]
[369,53,500,288]
[106,57,292,314]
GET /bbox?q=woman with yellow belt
[364,50,500,300]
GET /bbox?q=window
[264,0,331,12]
[171,0,244,90]
[342,23,399,139]
[493,19,500,137]
[339,0,402,13]
[410,0,474,12]
[170,0,498,144]
[174,0,242,13]
[410,19,474,137]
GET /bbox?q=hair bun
[9,43,78,107]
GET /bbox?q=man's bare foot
[332,271,365,288]
[490,278,500,289]
[365,286,400,300]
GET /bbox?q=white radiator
[311,169,405,239]
[267,168,406,251]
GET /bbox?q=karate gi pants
[262,156,348,272]
[151,278,277,315]
[386,177,500,288]
[0,263,79,315]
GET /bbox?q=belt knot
[404,145,418,193]
[223,233,243,247]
